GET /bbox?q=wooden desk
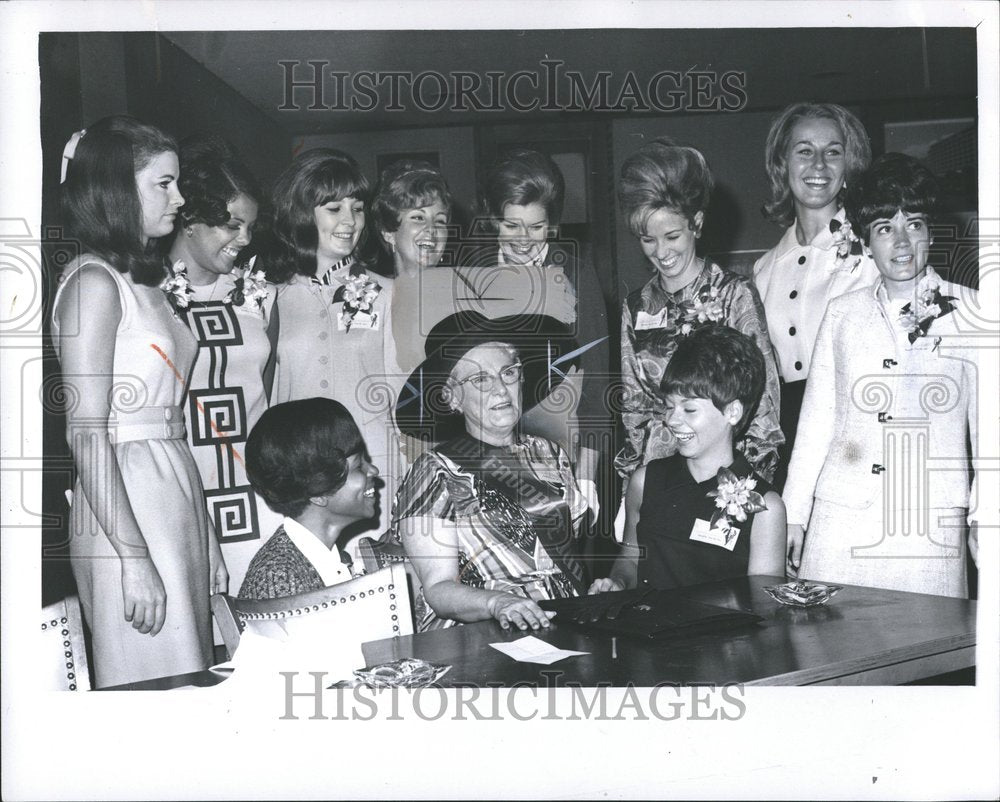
[361,575,977,686]
[101,669,231,691]
[103,576,976,690]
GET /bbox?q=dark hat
[394,311,581,441]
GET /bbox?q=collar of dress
[640,260,717,308]
[773,208,846,261]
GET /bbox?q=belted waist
[107,405,186,444]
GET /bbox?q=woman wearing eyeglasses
[390,312,608,632]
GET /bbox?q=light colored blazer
[753,210,879,381]
[783,269,979,526]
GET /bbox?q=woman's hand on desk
[588,577,625,594]
[487,593,556,631]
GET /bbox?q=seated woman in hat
[239,398,379,600]
[391,312,600,632]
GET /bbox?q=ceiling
[162,28,978,135]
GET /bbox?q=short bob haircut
[844,152,940,245]
[371,159,453,250]
[245,398,366,519]
[267,148,371,283]
[618,137,713,237]
[480,149,565,228]
[176,134,261,230]
[762,102,872,227]
[660,326,765,439]
[60,115,178,287]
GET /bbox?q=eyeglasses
[454,363,523,393]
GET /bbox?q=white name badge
[339,310,380,331]
[689,518,740,551]
[634,309,669,330]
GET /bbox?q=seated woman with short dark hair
[239,398,379,600]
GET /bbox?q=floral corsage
[679,284,724,335]
[226,256,269,312]
[898,274,956,344]
[160,259,193,313]
[333,273,382,331]
[160,258,269,315]
[706,467,767,545]
[829,218,864,270]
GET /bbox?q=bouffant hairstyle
[480,149,565,227]
[371,159,453,249]
[176,134,260,229]
[60,115,178,286]
[844,153,940,245]
[267,148,371,283]
[618,137,713,236]
[245,398,366,518]
[762,102,871,227]
[661,326,765,438]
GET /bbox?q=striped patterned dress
[391,435,587,631]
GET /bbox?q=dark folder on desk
[539,589,763,640]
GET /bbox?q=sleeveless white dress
[52,256,213,688]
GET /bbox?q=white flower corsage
[706,467,767,544]
[679,284,724,335]
[897,274,956,344]
[160,259,193,312]
[334,273,382,331]
[830,219,863,270]
[225,256,269,312]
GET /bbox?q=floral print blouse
[616,261,783,481]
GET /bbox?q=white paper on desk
[489,635,589,665]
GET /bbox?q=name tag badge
[689,518,740,551]
[339,310,380,331]
[634,309,668,331]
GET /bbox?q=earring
[185,227,194,237]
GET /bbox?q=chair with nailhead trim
[41,594,91,691]
[210,563,412,660]
[357,534,426,628]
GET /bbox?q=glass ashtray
[353,658,451,688]
[763,580,843,607]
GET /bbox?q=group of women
[53,102,978,688]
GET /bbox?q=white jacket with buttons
[783,269,979,527]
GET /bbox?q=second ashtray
[763,580,843,607]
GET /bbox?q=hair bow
[60,129,87,184]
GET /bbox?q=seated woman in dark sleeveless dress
[593,327,786,592]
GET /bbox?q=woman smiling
[167,135,282,604]
[753,103,879,490]
[266,148,399,538]
[240,399,379,600]
[617,137,782,483]
[390,312,609,632]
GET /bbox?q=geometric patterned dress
[182,273,282,614]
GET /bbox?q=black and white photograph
[2,1,998,799]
